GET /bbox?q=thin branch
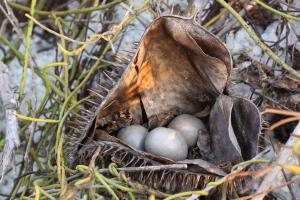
[19,0,36,100]
[216,0,300,79]
[252,121,300,200]
[262,108,300,117]
[237,176,300,200]
[253,0,300,22]
[98,164,188,173]
[25,14,85,45]
[0,61,20,183]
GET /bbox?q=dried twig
[0,0,24,39]
[216,0,300,79]
[98,164,188,173]
[252,121,300,200]
[237,176,300,200]
[0,61,20,182]
[262,109,300,130]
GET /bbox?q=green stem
[0,34,23,61]
[216,0,300,79]
[94,170,119,200]
[19,0,37,100]
[253,0,300,22]
[231,159,270,171]
[56,18,69,99]
[8,0,124,17]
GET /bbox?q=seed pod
[65,15,261,196]
[65,15,232,168]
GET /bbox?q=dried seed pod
[65,15,232,168]
[144,127,188,161]
[64,15,261,197]
[117,125,148,150]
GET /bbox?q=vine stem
[8,0,124,17]
[19,0,36,100]
[253,0,300,22]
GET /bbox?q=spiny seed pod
[117,125,148,150]
[144,127,188,161]
[65,15,261,196]
[168,114,206,147]
[65,15,233,167]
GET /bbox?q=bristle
[102,71,116,84]
[75,113,91,121]
[115,52,132,63]
[80,108,95,115]
[84,99,100,106]
[74,119,87,126]
[95,83,110,93]
[65,61,125,167]
[67,124,81,133]
[99,80,113,89]
[88,90,105,99]
[102,59,124,68]
[104,69,122,80]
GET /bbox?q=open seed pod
[198,95,261,167]
[65,15,260,196]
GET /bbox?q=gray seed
[117,125,148,150]
[145,127,188,161]
[168,114,206,147]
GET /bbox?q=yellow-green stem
[55,18,69,99]
[253,0,300,22]
[8,0,124,16]
[19,0,37,100]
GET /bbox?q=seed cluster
[117,114,207,161]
